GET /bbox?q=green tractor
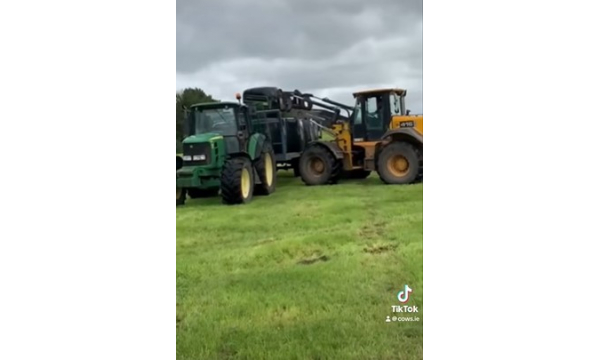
[176,100,277,206]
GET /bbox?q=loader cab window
[194,107,238,137]
[365,95,384,131]
[352,101,363,125]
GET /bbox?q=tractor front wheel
[376,142,420,184]
[220,157,255,205]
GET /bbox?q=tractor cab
[181,102,250,168]
[349,88,408,142]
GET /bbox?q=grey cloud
[177,0,423,113]
[177,0,422,73]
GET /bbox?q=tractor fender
[227,152,253,162]
[381,128,423,149]
[306,140,344,160]
[375,128,423,170]
[247,133,267,161]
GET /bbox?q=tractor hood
[182,133,223,144]
[179,132,226,169]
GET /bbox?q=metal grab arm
[309,119,337,138]
[290,90,352,119]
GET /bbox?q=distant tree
[176,88,218,151]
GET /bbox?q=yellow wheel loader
[294,88,423,185]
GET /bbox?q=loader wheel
[377,142,420,184]
[220,157,255,204]
[187,188,219,199]
[299,145,341,185]
[176,188,186,206]
[254,142,277,195]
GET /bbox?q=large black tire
[417,149,423,182]
[376,142,420,184]
[298,145,342,185]
[176,188,186,206]
[187,188,219,199]
[254,142,277,195]
[220,157,255,205]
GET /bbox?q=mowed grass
[177,171,423,360]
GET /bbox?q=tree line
[176,88,218,152]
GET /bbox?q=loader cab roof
[189,101,243,110]
[352,88,407,97]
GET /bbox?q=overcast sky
[176,0,423,113]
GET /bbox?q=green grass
[177,171,423,360]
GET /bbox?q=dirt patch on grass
[358,221,387,240]
[363,243,398,254]
[297,254,330,265]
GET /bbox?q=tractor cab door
[351,94,388,142]
[236,107,250,151]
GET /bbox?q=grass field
[176,171,423,360]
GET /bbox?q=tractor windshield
[193,107,238,136]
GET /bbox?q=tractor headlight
[193,154,206,161]
[183,155,192,161]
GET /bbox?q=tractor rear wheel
[254,142,277,195]
[176,188,186,206]
[376,142,420,184]
[187,188,219,199]
[299,145,341,185]
[220,157,255,204]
